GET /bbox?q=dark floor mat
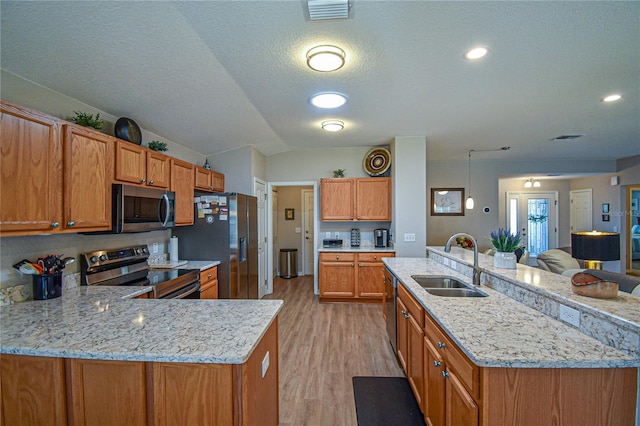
[352,376,426,426]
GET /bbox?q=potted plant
[333,169,346,178]
[489,228,522,269]
[148,140,168,152]
[67,111,104,130]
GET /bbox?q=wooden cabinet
[1,320,280,426]
[0,355,67,426]
[115,140,170,189]
[0,101,113,236]
[319,252,394,302]
[171,158,195,226]
[200,266,219,299]
[320,177,391,221]
[62,124,114,232]
[194,166,225,192]
[397,284,424,409]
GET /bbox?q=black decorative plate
[363,147,391,176]
[114,117,142,145]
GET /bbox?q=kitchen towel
[170,236,179,262]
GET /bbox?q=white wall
[209,146,267,195]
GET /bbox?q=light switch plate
[261,351,270,378]
[295,227,301,233]
[559,304,580,327]
[334,232,340,238]
[152,243,159,254]
[404,233,416,242]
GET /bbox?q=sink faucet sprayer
[444,233,481,286]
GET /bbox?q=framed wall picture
[602,203,610,213]
[285,208,295,220]
[602,214,610,222]
[431,188,465,216]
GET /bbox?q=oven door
[161,281,201,299]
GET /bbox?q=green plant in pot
[333,169,346,178]
[68,111,104,130]
[489,228,522,269]
[148,140,168,152]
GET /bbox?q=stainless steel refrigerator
[173,193,258,299]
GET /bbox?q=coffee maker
[374,228,389,248]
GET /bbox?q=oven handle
[159,193,171,227]
[164,281,201,299]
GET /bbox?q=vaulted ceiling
[1,1,638,162]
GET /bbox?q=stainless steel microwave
[111,184,175,233]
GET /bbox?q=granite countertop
[318,246,395,253]
[383,257,639,369]
[177,260,221,271]
[0,286,282,364]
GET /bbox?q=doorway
[627,185,640,276]
[570,189,593,232]
[506,191,558,258]
[254,178,267,298]
[302,190,314,275]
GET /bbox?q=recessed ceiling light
[307,45,345,72]
[464,46,488,60]
[321,120,344,132]
[602,94,622,102]
[311,93,347,109]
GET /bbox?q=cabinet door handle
[149,179,154,185]
[374,256,377,260]
[207,274,212,279]
[434,361,441,367]
[336,255,339,260]
[67,221,75,227]
[442,371,449,378]
[140,178,146,183]
[51,222,60,228]
[438,342,446,349]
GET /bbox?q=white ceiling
[1,1,638,162]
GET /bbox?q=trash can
[279,248,298,279]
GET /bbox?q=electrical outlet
[334,232,340,238]
[443,258,450,267]
[152,243,159,254]
[451,260,457,270]
[261,351,270,378]
[559,304,580,327]
[404,233,416,242]
[326,232,331,238]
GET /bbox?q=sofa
[536,249,640,296]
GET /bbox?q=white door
[570,189,593,232]
[272,188,278,276]
[302,190,315,275]
[506,191,558,258]
[254,179,267,298]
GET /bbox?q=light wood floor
[265,275,403,426]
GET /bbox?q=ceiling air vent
[550,134,583,141]
[307,0,350,21]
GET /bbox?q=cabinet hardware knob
[434,361,441,367]
[438,342,446,349]
[350,216,354,219]
[141,178,146,183]
[51,222,60,228]
[336,256,339,259]
[401,309,406,315]
[149,180,154,185]
[351,263,355,267]
[374,256,377,260]
[405,314,410,319]
[358,263,362,267]
[67,221,75,227]
[442,371,449,378]
[207,274,212,279]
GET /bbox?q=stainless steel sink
[411,275,468,289]
[425,288,488,298]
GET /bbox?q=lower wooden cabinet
[200,266,219,299]
[0,319,279,426]
[397,284,424,408]
[319,251,394,302]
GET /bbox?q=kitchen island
[0,286,282,425]
[384,250,639,426]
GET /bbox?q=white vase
[494,251,517,269]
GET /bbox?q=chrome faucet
[444,233,482,286]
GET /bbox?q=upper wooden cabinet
[320,177,391,221]
[194,166,225,193]
[0,100,113,236]
[115,141,170,189]
[171,158,195,226]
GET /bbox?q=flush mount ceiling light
[321,120,344,132]
[602,94,622,102]
[464,46,488,60]
[310,93,347,108]
[307,45,346,72]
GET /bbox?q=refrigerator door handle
[239,237,247,262]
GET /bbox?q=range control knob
[99,254,108,261]
[90,256,99,263]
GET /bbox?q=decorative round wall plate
[114,117,142,145]
[363,147,391,176]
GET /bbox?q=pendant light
[466,150,475,209]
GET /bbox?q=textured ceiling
[1,1,638,161]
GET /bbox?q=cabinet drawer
[358,252,394,262]
[398,284,424,328]
[425,312,479,399]
[200,266,218,284]
[320,252,355,262]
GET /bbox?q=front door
[506,191,558,259]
